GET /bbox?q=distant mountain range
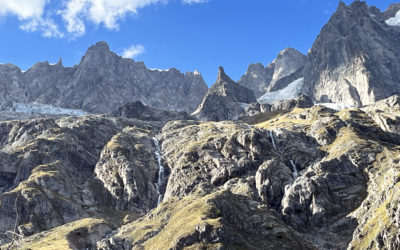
[0,42,208,115]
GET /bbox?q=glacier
[257,77,304,104]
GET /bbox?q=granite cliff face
[240,2,400,108]
[301,1,400,107]
[0,42,208,114]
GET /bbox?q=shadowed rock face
[192,67,256,121]
[115,101,193,123]
[0,42,208,114]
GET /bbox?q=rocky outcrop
[238,48,306,98]
[94,127,162,214]
[0,115,159,244]
[239,95,313,124]
[99,191,316,250]
[115,101,192,123]
[1,95,400,249]
[0,42,208,114]
[192,67,256,121]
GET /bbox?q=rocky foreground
[0,95,399,249]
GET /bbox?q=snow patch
[257,77,304,104]
[251,72,258,79]
[315,103,354,111]
[386,10,400,26]
[194,70,201,76]
[149,68,170,72]
[3,102,88,116]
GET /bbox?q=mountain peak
[217,66,235,84]
[217,66,226,79]
[90,41,110,52]
[79,41,116,68]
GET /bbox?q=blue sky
[0,0,397,86]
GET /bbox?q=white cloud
[0,0,47,19]
[386,10,400,27]
[60,0,87,37]
[182,0,209,4]
[122,44,145,59]
[0,0,63,37]
[60,0,167,37]
[0,0,211,38]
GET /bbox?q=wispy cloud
[0,0,63,37]
[20,17,64,38]
[122,44,145,59]
[0,0,212,38]
[182,0,209,4]
[60,0,167,38]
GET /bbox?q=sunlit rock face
[241,2,400,108]
[302,1,400,107]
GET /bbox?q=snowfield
[315,103,354,111]
[257,77,304,104]
[386,10,400,26]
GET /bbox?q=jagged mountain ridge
[238,48,306,98]
[239,1,400,108]
[0,42,208,115]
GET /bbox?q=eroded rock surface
[1,95,400,249]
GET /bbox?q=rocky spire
[192,66,256,121]
[217,66,235,85]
